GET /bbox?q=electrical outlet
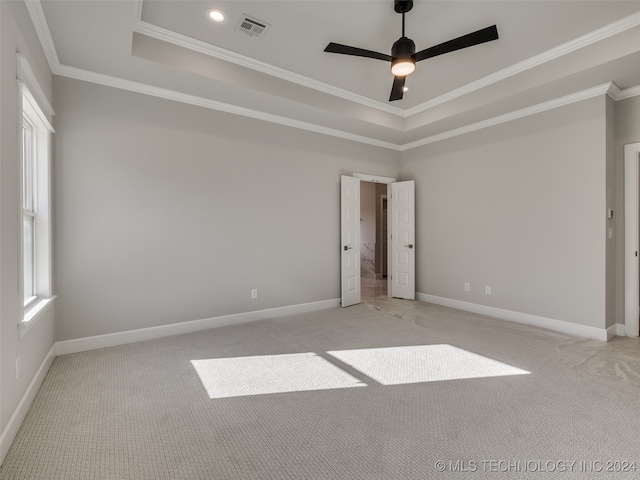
[464,282,470,292]
[251,289,258,299]
[485,286,492,295]
[16,356,21,379]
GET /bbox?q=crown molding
[617,85,640,101]
[607,83,623,101]
[129,1,640,120]
[603,83,640,101]
[401,83,616,151]
[57,63,635,153]
[133,9,640,121]
[54,65,402,151]
[134,0,143,23]
[23,0,61,72]
[133,20,405,118]
[20,0,640,152]
[404,10,640,118]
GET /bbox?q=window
[18,59,55,331]
[22,115,37,306]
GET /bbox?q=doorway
[341,174,415,307]
[624,142,640,337]
[360,181,388,299]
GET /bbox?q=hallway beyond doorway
[362,277,387,299]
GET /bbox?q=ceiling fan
[324,0,499,102]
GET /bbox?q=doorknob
[408,244,413,249]
[344,246,353,251]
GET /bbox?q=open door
[341,175,361,307]
[625,143,640,337]
[390,180,415,299]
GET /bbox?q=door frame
[624,142,640,337]
[353,173,396,297]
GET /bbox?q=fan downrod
[394,0,413,14]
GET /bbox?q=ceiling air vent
[236,15,270,38]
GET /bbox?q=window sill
[19,295,56,340]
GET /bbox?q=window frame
[17,56,56,336]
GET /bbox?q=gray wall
[400,97,610,330]
[615,95,640,151]
[0,0,55,437]
[53,77,400,341]
[0,0,638,467]
[613,95,640,326]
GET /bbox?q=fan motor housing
[394,0,413,14]
[392,36,416,59]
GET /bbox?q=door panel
[391,181,415,299]
[341,176,361,307]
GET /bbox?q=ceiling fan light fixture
[391,58,415,76]
[323,0,498,102]
[391,36,416,76]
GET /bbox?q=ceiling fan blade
[414,25,498,62]
[389,75,406,101]
[324,43,392,62]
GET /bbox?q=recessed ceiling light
[207,9,226,23]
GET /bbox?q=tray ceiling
[31,0,640,149]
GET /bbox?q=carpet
[1,300,639,479]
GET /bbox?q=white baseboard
[0,344,56,464]
[417,293,610,342]
[1,299,340,465]
[607,323,620,340]
[56,298,340,356]
[0,294,620,468]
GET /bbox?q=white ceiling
[32,0,640,149]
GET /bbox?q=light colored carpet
[1,298,640,479]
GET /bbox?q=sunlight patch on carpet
[191,352,366,399]
[327,345,530,385]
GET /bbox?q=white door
[341,175,361,307]
[390,181,415,299]
[625,144,640,337]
